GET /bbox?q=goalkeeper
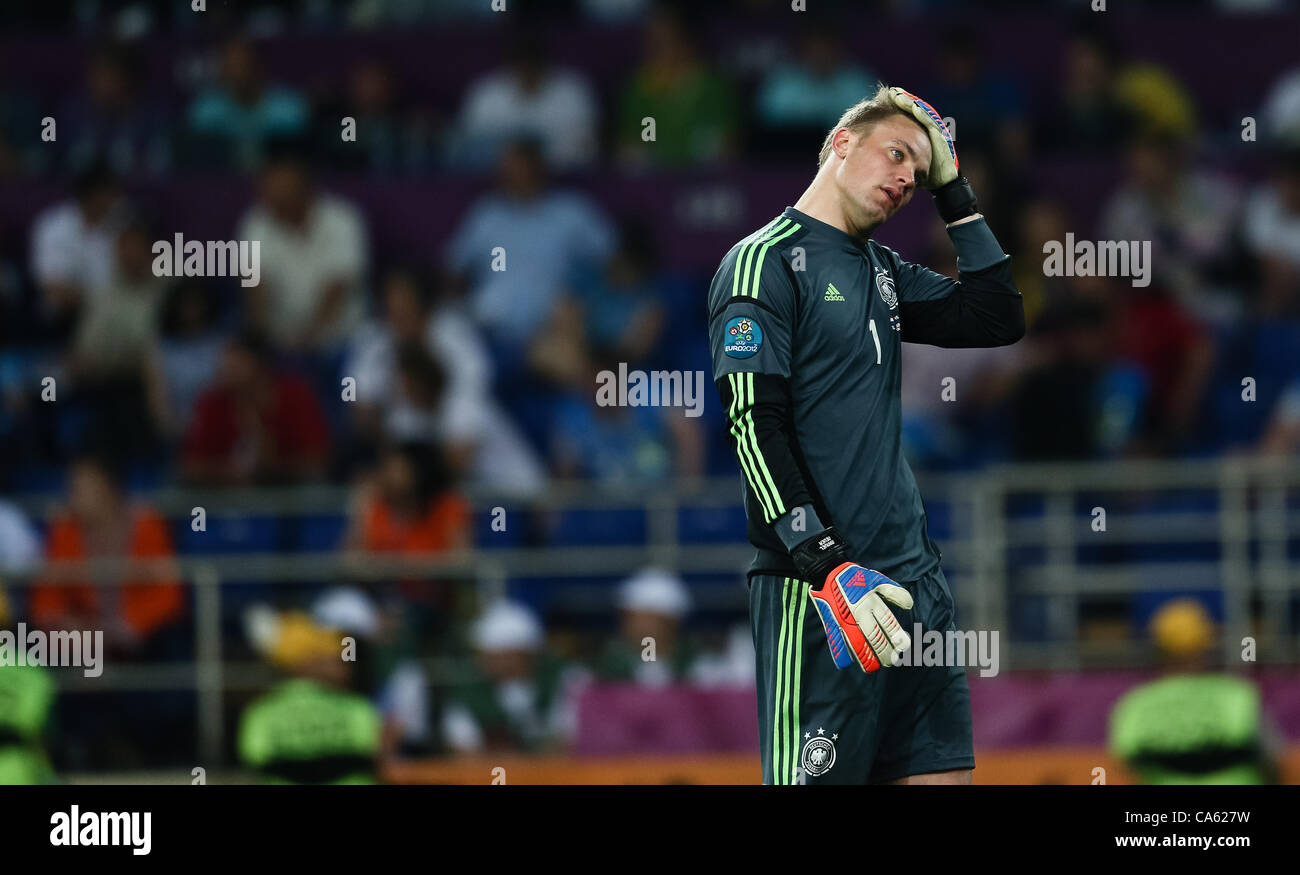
[707,85,1024,784]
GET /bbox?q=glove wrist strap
[933,176,980,224]
[791,527,850,586]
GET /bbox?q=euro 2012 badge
[724,316,763,358]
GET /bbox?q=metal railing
[6,457,1299,764]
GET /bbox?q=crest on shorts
[800,729,838,777]
[875,268,897,310]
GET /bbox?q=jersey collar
[782,206,872,255]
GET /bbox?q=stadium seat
[923,499,952,539]
[291,514,348,552]
[179,514,283,555]
[677,506,747,544]
[124,463,167,493]
[7,464,64,494]
[551,508,646,546]
[474,509,525,548]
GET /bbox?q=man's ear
[833,127,853,160]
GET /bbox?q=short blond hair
[817,83,916,168]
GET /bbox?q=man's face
[481,649,535,681]
[833,115,932,234]
[497,145,542,197]
[1066,40,1109,96]
[69,464,116,522]
[301,653,351,688]
[377,452,415,502]
[384,277,424,339]
[116,228,152,279]
[88,59,128,107]
[1280,169,1300,213]
[221,41,258,96]
[261,164,309,222]
[1128,141,1175,191]
[620,610,677,648]
[220,345,260,391]
[80,187,118,226]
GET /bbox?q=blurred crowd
[236,567,745,780]
[0,2,1298,774]
[0,9,1296,493]
[0,556,754,777]
[0,0,1291,35]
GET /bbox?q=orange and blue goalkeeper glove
[887,86,980,224]
[791,527,913,672]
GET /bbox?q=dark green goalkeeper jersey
[707,206,1024,584]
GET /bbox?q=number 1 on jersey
[868,318,881,365]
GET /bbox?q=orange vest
[361,493,471,555]
[30,507,184,639]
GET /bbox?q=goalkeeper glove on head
[791,527,914,673]
[886,86,980,224]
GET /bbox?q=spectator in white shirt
[65,215,170,462]
[0,499,40,577]
[1099,131,1243,323]
[450,32,599,171]
[441,600,590,755]
[1261,65,1300,149]
[445,137,614,369]
[70,216,168,382]
[29,160,127,336]
[1260,378,1300,457]
[238,144,369,353]
[1242,147,1300,316]
[345,268,545,499]
[156,280,227,440]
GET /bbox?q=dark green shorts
[750,566,975,784]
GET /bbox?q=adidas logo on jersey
[824,282,845,302]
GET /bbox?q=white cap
[311,587,380,639]
[618,568,691,618]
[243,603,281,655]
[472,600,544,652]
